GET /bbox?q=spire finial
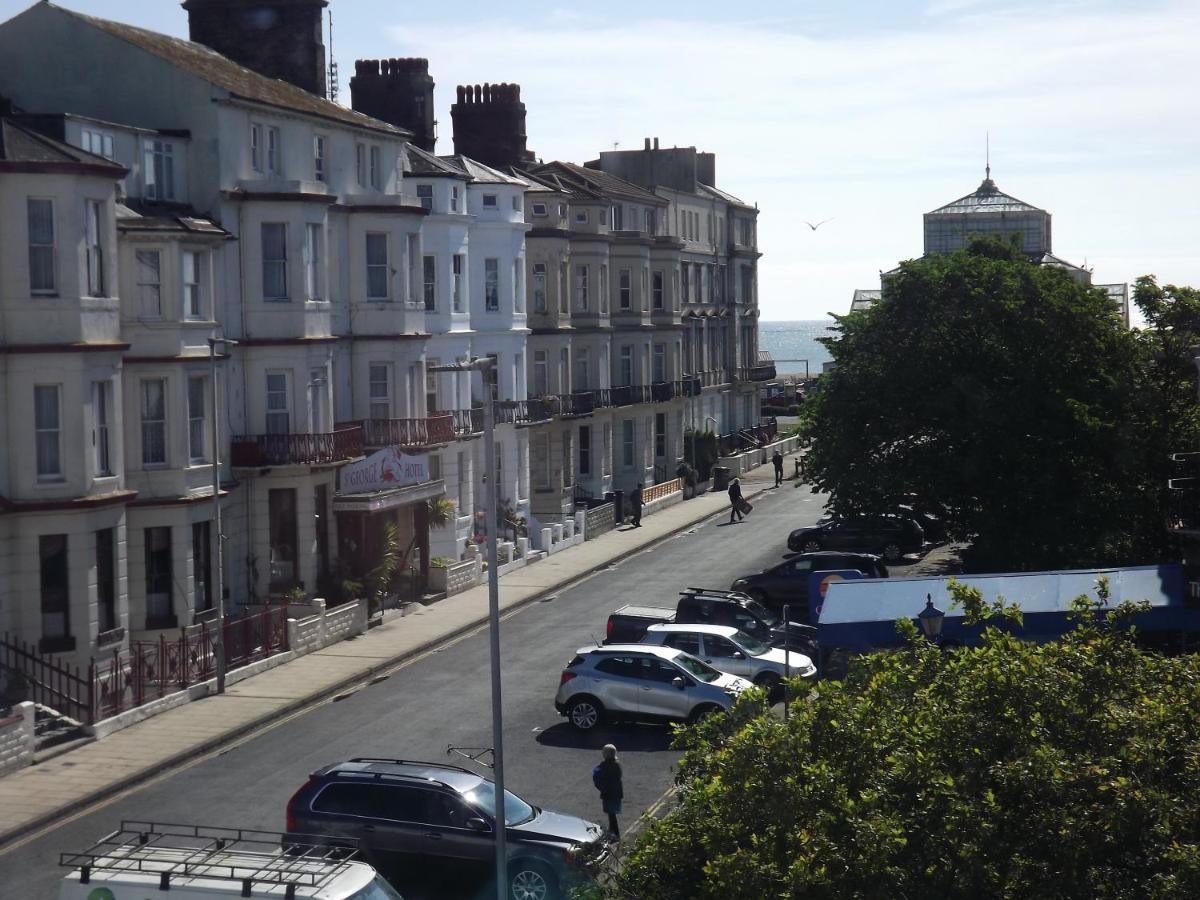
[986,131,990,180]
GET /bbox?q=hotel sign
[338,448,429,495]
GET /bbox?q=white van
[58,821,402,900]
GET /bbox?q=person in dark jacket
[630,483,644,527]
[728,477,744,523]
[772,450,784,486]
[593,743,624,841]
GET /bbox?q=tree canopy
[800,238,1194,571]
[598,585,1200,899]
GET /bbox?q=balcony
[353,415,455,449]
[742,351,777,382]
[495,399,557,426]
[611,385,652,407]
[589,388,612,409]
[231,427,364,468]
[561,392,596,417]
[675,376,702,398]
[651,381,675,402]
[452,408,483,438]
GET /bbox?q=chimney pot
[644,138,651,150]
[654,137,659,149]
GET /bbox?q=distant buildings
[0,1,771,664]
[853,169,1129,325]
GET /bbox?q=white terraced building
[0,1,537,664]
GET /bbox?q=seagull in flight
[805,218,834,231]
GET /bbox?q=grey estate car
[554,644,753,731]
[286,758,606,900]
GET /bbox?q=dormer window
[532,202,547,217]
[80,127,114,160]
[574,210,589,224]
[482,194,498,208]
[144,140,175,201]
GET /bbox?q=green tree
[604,584,1200,899]
[804,237,1152,571]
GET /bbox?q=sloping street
[1,476,830,898]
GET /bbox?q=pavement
[0,456,796,851]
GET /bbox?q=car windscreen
[744,599,779,627]
[731,630,768,655]
[464,781,536,826]
[672,652,722,682]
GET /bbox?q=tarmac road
[0,478,831,898]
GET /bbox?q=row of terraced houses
[0,0,772,668]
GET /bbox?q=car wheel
[881,542,903,562]
[567,696,603,731]
[510,859,558,900]
[687,703,724,725]
[801,539,822,553]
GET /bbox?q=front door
[635,656,693,719]
[699,634,755,679]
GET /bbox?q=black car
[286,758,606,900]
[730,551,888,618]
[787,516,924,562]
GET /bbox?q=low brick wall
[0,702,35,776]
[584,502,616,540]
[287,599,368,655]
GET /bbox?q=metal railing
[231,427,363,467]
[353,414,455,448]
[561,392,596,417]
[0,633,91,724]
[651,381,675,402]
[451,408,483,438]
[495,399,557,426]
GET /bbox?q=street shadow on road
[536,722,676,753]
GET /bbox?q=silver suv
[554,644,753,731]
[640,623,817,691]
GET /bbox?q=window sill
[35,476,67,485]
[263,297,292,303]
[142,464,170,471]
[97,626,125,648]
[31,291,60,298]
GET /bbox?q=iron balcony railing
[352,415,455,448]
[231,427,363,467]
[651,381,675,402]
[675,375,702,397]
[561,391,596,417]
[451,408,483,438]
[1168,452,1200,531]
[495,399,557,426]
[590,388,612,409]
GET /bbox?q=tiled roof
[0,117,125,172]
[438,154,528,186]
[534,160,665,205]
[927,176,1044,216]
[52,3,406,137]
[405,144,468,178]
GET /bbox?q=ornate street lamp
[917,593,945,643]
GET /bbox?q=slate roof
[405,144,468,178]
[699,182,752,208]
[0,116,125,173]
[116,201,231,238]
[850,288,881,312]
[50,3,406,137]
[438,154,527,186]
[515,167,599,200]
[927,176,1044,216]
[534,160,665,205]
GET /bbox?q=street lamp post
[431,357,506,898]
[208,336,238,694]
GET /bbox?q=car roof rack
[345,757,476,776]
[681,587,751,600]
[59,821,359,894]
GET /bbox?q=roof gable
[48,3,406,137]
[927,176,1044,216]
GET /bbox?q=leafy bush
[430,556,455,568]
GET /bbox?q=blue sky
[3,0,1197,321]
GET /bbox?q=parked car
[605,588,816,654]
[640,623,817,693]
[730,551,889,617]
[59,821,401,900]
[286,758,606,900]
[787,516,925,562]
[555,644,753,731]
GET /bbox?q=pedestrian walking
[630,483,644,528]
[592,744,624,841]
[728,477,745,524]
[772,450,784,487]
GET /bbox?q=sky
[3,0,1197,322]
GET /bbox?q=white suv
[640,623,817,693]
[554,644,753,731]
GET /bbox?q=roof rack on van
[60,821,359,893]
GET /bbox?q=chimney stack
[351,57,436,151]
[182,0,329,98]
[450,82,536,170]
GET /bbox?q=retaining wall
[584,502,616,540]
[0,702,34,776]
[718,435,801,477]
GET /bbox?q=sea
[758,320,837,378]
